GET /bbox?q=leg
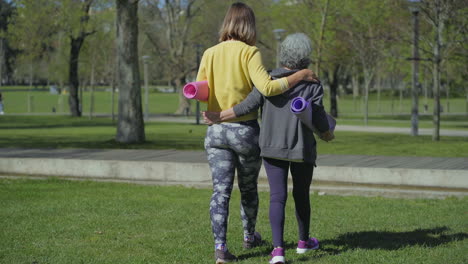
[237,155,261,236]
[263,157,290,248]
[207,147,236,244]
[290,162,314,241]
[237,153,262,249]
[224,121,261,238]
[205,125,237,245]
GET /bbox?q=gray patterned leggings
[205,120,262,244]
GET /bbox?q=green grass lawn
[0,178,466,264]
[336,118,468,130]
[1,90,207,115]
[2,89,466,116]
[1,115,467,157]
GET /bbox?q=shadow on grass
[238,227,468,263]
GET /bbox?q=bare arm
[286,69,319,89]
[248,50,319,96]
[203,88,264,125]
[203,108,236,125]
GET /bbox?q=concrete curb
[1,174,465,199]
[1,157,467,199]
[314,166,467,189]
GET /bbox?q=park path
[0,148,467,199]
[1,148,467,170]
[146,115,468,137]
[1,113,467,198]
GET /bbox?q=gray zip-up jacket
[233,68,329,165]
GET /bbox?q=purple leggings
[263,157,314,247]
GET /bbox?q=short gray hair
[279,33,312,70]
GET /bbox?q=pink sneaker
[269,247,285,264]
[296,237,319,254]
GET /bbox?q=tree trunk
[410,10,420,136]
[315,0,330,75]
[423,70,429,114]
[0,39,3,87]
[445,65,450,113]
[66,0,94,117]
[68,34,85,116]
[361,67,375,126]
[399,81,404,113]
[352,74,359,112]
[88,62,95,120]
[433,45,441,141]
[29,62,33,88]
[364,79,370,126]
[465,88,468,116]
[376,74,381,113]
[432,5,444,142]
[115,0,145,143]
[174,77,191,115]
[111,62,116,122]
[325,65,340,118]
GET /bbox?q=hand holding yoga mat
[325,113,336,131]
[183,81,209,101]
[290,97,336,132]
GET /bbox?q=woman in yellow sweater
[196,3,318,263]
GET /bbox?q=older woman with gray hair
[203,32,334,264]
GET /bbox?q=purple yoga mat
[290,97,336,132]
[290,97,314,131]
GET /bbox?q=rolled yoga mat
[290,97,314,131]
[183,81,209,101]
[290,96,336,132]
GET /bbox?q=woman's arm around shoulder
[203,88,264,125]
[248,50,319,97]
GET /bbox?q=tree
[115,0,145,143]
[339,0,398,125]
[8,0,97,116]
[299,0,342,117]
[140,0,201,115]
[419,0,467,141]
[320,1,353,118]
[7,0,59,86]
[65,0,96,117]
[0,0,16,85]
[79,6,116,118]
[301,0,330,75]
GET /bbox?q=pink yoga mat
[290,96,336,132]
[183,81,209,101]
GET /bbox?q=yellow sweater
[196,40,289,122]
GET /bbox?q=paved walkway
[1,148,467,199]
[2,114,467,198]
[1,148,467,170]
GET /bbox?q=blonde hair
[219,2,256,46]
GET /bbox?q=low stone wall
[1,157,467,190]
